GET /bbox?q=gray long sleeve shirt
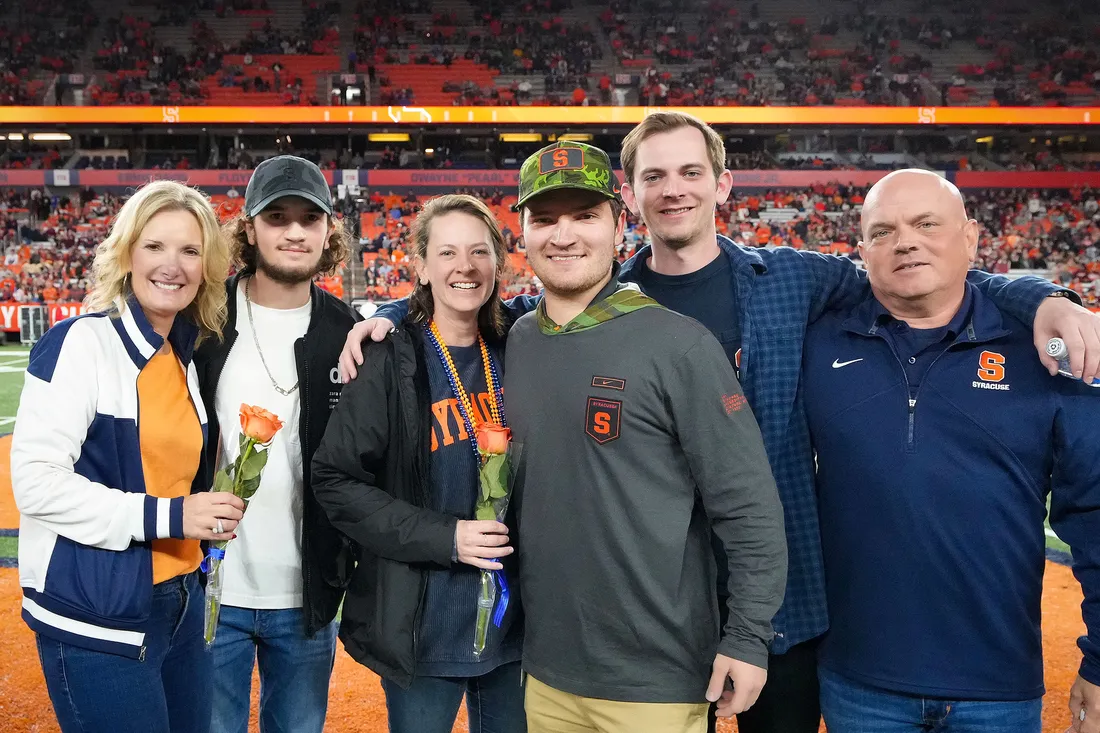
[505,298,787,703]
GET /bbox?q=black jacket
[310,324,460,688]
[194,270,361,636]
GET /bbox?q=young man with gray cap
[194,155,360,733]
[507,141,788,732]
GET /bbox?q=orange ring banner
[0,106,1096,126]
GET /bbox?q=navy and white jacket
[12,297,210,660]
[803,283,1100,699]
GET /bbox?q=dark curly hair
[224,211,352,276]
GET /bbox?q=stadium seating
[7,0,1097,107]
[0,177,1097,306]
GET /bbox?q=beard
[532,254,614,298]
[255,246,321,285]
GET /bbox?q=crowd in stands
[969,187,1100,306]
[353,183,1099,306]
[0,188,104,306]
[91,14,210,105]
[6,0,1095,108]
[0,179,1095,307]
[608,0,1099,108]
[1,0,94,76]
[83,0,339,106]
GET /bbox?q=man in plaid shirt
[341,112,1100,733]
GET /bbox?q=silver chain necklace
[245,277,299,396]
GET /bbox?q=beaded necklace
[425,320,506,459]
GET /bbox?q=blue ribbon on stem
[492,570,510,627]
[200,545,225,573]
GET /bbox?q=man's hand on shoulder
[339,317,395,383]
[1033,296,1100,383]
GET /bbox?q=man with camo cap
[504,141,788,733]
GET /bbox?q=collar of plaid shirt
[536,280,662,335]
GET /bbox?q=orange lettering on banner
[50,303,86,326]
[0,302,88,333]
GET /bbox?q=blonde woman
[11,180,245,733]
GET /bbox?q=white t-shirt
[215,281,311,609]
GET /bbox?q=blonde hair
[85,180,230,344]
[620,110,727,185]
[408,194,509,340]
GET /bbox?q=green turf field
[0,343,28,432]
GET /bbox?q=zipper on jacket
[878,343,918,449]
[879,334,955,451]
[404,331,431,663]
[907,398,917,445]
[298,338,317,636]
[139,645,147,662]
[905,347,954,450]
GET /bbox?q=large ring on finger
[216,518,224,535]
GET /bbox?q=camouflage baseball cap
[512,141,618,212]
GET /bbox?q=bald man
[802,169,1100,733]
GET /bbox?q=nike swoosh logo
[832,358,864,369]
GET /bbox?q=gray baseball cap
[244,155,333,217]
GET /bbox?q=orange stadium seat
[377,60,499,105]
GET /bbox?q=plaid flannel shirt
[617,236,1067,654]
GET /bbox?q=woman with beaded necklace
[312,194,525,733]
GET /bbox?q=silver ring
[215,518,224,535]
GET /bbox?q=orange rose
[239,404,284,444]
[476,422,512,455]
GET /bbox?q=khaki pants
[525,675,709,733]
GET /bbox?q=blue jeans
[210,606,338,733]
[36,571,211,733]
[819,667,1042,733]
[380,661,527,733]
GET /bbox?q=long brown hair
[407,194,509,341]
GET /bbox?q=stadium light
[499,133,542,143]
[30,133,71,142]
[558,133,594,142]
[368,133,410,143]
[7,133,24,141]
[424,148,435,154]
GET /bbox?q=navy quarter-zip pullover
[803,283,1100,699]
